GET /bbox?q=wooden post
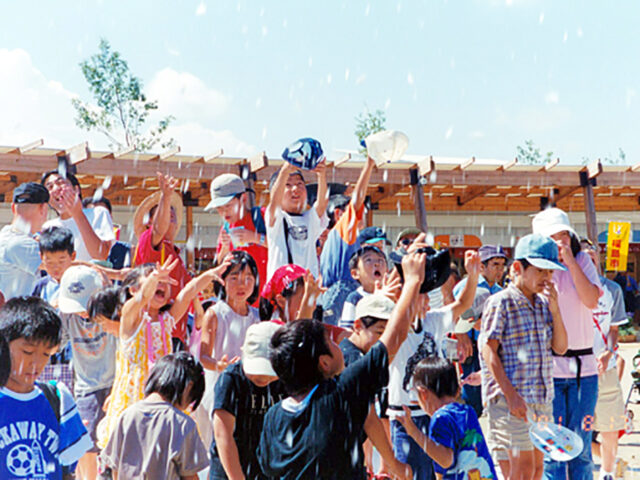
[410,168,428,232]
[240,164,256,209]
[186,205,194,270]
[580,171,598,245]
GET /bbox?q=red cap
[261,264,306,302]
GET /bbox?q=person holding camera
[387,240,481,480]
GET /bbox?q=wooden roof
[1,141,640,212]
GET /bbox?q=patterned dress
[97,310,174,448]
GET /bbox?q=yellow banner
[606,221,631,271]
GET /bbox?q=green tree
[516,140,554,165]
[72,39,175,152]
[355,108,386,155]
[582,148,627,166]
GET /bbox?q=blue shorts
[75,387,111,453]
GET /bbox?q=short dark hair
[515,258,532,270]
[41,170,83,199]
[0,297,62,348]
[39,226,75,255]
[83,195,112,214]
[88,286,123,322]
[412,356,459,399]
[0,334,10,387]
[214,250,260,305]
[349,245,386,271]
[144,352,205,409]
[269,320,331,396]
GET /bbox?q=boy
[257,250,426,479]
[397,357,497,479]
[0,182,50,299]
[33,227,76,304]
[480,234,568,480]
[57,265,117,480]
[339,245,390,329]
[205,173,268,301]
[0,296,92,479]
[210,321,285,479]
[265,159,328,282]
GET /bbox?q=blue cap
[479,244,507,263]
[358,226,391,246]
[514,234,566,271]
[282,137,325,171]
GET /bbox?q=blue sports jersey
[0,384,92,479]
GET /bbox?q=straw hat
[133,190,183,239]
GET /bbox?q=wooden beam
[370,184,405,204]
[417,156,435,177]
[583,159,603,179]
[247,152,268,173]
[580,171,598,245]
[159,146,181,161]
[333,153,351,167]
[541,158,560,171]
[457,186,495,206]
[410,168,428,232]
[62,142,89,165]
[16,139,44,154]
[203,149,224,163]
[499,157,518,171]
[113,146,135,158]
[457,156,475,170]
[551,186,581,202]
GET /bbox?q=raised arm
[449,250,481,319]
[313,161,329,219]
[61,188,112,260]
[152,172,179,248]
[351,156,376,211]
[379,251,426,362]
[266,162,296,227]
[544,283,568,355]
[364,407,412,480]
[559,245,600,309]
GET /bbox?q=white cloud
[545,90,559,104]
[469,130,485,139]
[195,1,207,16]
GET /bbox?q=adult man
[0,183,49,299]
[42,170,115,261]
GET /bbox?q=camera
[390,246,451,294]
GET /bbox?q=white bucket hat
[531,207,577,239]
[362,130,409,167]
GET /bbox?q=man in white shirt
[42,170,115,262]
[0,182,50,299]
[265,160,328,282]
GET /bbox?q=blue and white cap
[282,137,325,170]
[514,233,566,271]
[58,266,104,314]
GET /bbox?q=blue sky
[1,1,639,164]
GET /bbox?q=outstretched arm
[266,162,296,227]
[351,156,376,212]
[313,161,329,219]
[152,172,179,248]
[449,250,481,319]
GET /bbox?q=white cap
[204,174,246,211]
[355,294,395,321]
[363,130,409,167]
[241,322,281,377]
[58,266,103,314]
[531,208,577,239]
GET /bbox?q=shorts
[76,387,111,453]
[487,394,553,461]
[594,368,626,432]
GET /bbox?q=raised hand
[374,272,402,302]
[216,354,240,372]
[401,251,427,285]
[464,250,482,277]
[157,171,179,196]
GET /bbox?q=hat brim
[525,257,567,271]
[535,224,578,240]
[204,194,236,212]
[242,357,277,377]
[454,318,476,334]
[364,237,392,246]
[133,191,184,239]
[58,296,88,314]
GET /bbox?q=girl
[99,352,208,480]
[97,256,226,449]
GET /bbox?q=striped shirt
[479,283,555,405]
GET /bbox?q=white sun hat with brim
[531,207,577,239]
[241,322,281,377]
[58,265,104,314]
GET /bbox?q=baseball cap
[455,287,491,334]
[478,245,507,263]
[355,294,395,322]
[531,207,577,239]
[204,174,247,211]
[261,264,307,303]
[514,233,566,271]
[58,265,104,314]
[395,227,422,246]
[241,322,281,377]
[282,137,325,170]
[358,226,392,246]
[13,182,50,204]
[360,130,409,167]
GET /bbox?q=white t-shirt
[44,206,115,262]
[265,206,328,282]
[593,276,628,371]
[387,307,453,419]
[0,225,42,299]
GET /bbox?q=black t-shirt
[339,337,365,366]
[257,341,389,480]
[210,361,285,479]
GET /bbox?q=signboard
[606,221,631,272]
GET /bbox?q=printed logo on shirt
[402,331,437,392]
[288,225,308,241]
[1,422,59,478]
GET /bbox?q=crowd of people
[0,156,633,480]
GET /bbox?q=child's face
[216,196,244,223]
[277,281,305,322]
[282,174,307,214]
[319,330,344,379]
[515,262,554,296]
[247,373,278,388]
[7,338,58,393]
[416,386,439,416]
[40,250,76,282]
[351,251,386,291]
[354,318,387,353]
[224,265,256,304]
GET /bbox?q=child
[33,226,76,303]
[340,246,392,329]
[100,352,209,480]
[396,357,497,479]
[265,159,328,282]
[0,296,92,479]
[97,256,226,449]
[480,233,568,480]
[210,321,285,479]
[257,251,426,479]
[0,334,10,387]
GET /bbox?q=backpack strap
[37,380,61,423]
[282,217,294,265]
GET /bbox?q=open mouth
[154,288,166,300]
[373,269,382,279]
